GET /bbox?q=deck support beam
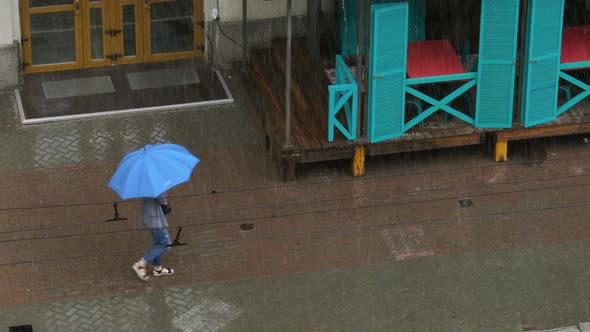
[352,145,366,177]
[495,141,508,162]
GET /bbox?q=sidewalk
[2,239,590,331]
[2,70,590,331]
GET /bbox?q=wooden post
[242,0,247,70]
[495,141,508,162]
[356,0,364,139]
[352,145,366,177]
[285,0,292,147]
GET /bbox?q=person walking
[132,193,175,281]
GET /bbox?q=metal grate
[9,325,33,332]
[458,199,473,207]
[239,223,255,231]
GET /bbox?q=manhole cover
[458,199,473,207]
[240,223,255,231]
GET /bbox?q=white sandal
[132,263,150,281]
[153,267,175,277]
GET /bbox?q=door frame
[82,0,112,68]
[19,0,204,73]
[110,0,145,65]
[141,0,204,62]
[20,0,85,73]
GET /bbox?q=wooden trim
[20,0,84,73]
[74,3,84,68]
[20,0,32,73]
[82,0,112,67]
[29,5,74,14]
[26,62,83,74]
[495,122,590,141]
[194,0,204,56]
[142,0,203,61]
[141,0,151,58]
[147,50,200,62]
[112,0,144,64]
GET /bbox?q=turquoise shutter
[475,0,520,128]
[521,0,565,127]
[368,3,408,143]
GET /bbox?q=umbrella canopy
[109,143,200,200]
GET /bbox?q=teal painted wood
[475,0,520,128]
[368,3,408,143]
[328,54,358,142]
[561,61,590,70]
[338,0,424,57]
[557,71,590,115]
[406,72,477,85]
[521,0,565,127]
[404,79,478,129]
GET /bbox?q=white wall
[205,0,335,22]
[11,0,20,41]
[0,0,14,45]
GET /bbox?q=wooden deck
[246,40,590,181]
[246,40,486,181]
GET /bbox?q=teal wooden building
[330,0,521,144]
[329,0,590,143]
[250,0,590,180]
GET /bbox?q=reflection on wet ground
[18,59,230,120]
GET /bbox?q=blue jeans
[142,227,171,267]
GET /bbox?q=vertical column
[242,0,247,70]
[285,0,292,146]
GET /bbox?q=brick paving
[1,72,590,330]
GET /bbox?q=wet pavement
[2,239,590,332]
[1,69,590,331]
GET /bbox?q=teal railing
[328,55,358,142]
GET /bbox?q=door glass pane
[90,8,103,59]
[30,0,72,7]
[30,11,76,65]
[150,0,194,54]
[123,5,136,56]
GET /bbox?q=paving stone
[533,327,581,332]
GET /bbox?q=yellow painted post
[352,145,366,177]
[495,141,508,162]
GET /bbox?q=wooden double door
[19,0,204,73]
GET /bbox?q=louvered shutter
[368,3,408,143]
[521,0,564,127]
[475,0,520,128]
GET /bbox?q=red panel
[561,25,590,64]
[406,40,466,78]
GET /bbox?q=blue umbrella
[108,143,200,200]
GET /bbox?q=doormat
[126,68,200,90]
[42,76,115,99]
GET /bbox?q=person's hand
[161,204,172,215]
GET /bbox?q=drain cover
[458,199,473,207]
[239,223,255,231]
[9,325,33,332]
